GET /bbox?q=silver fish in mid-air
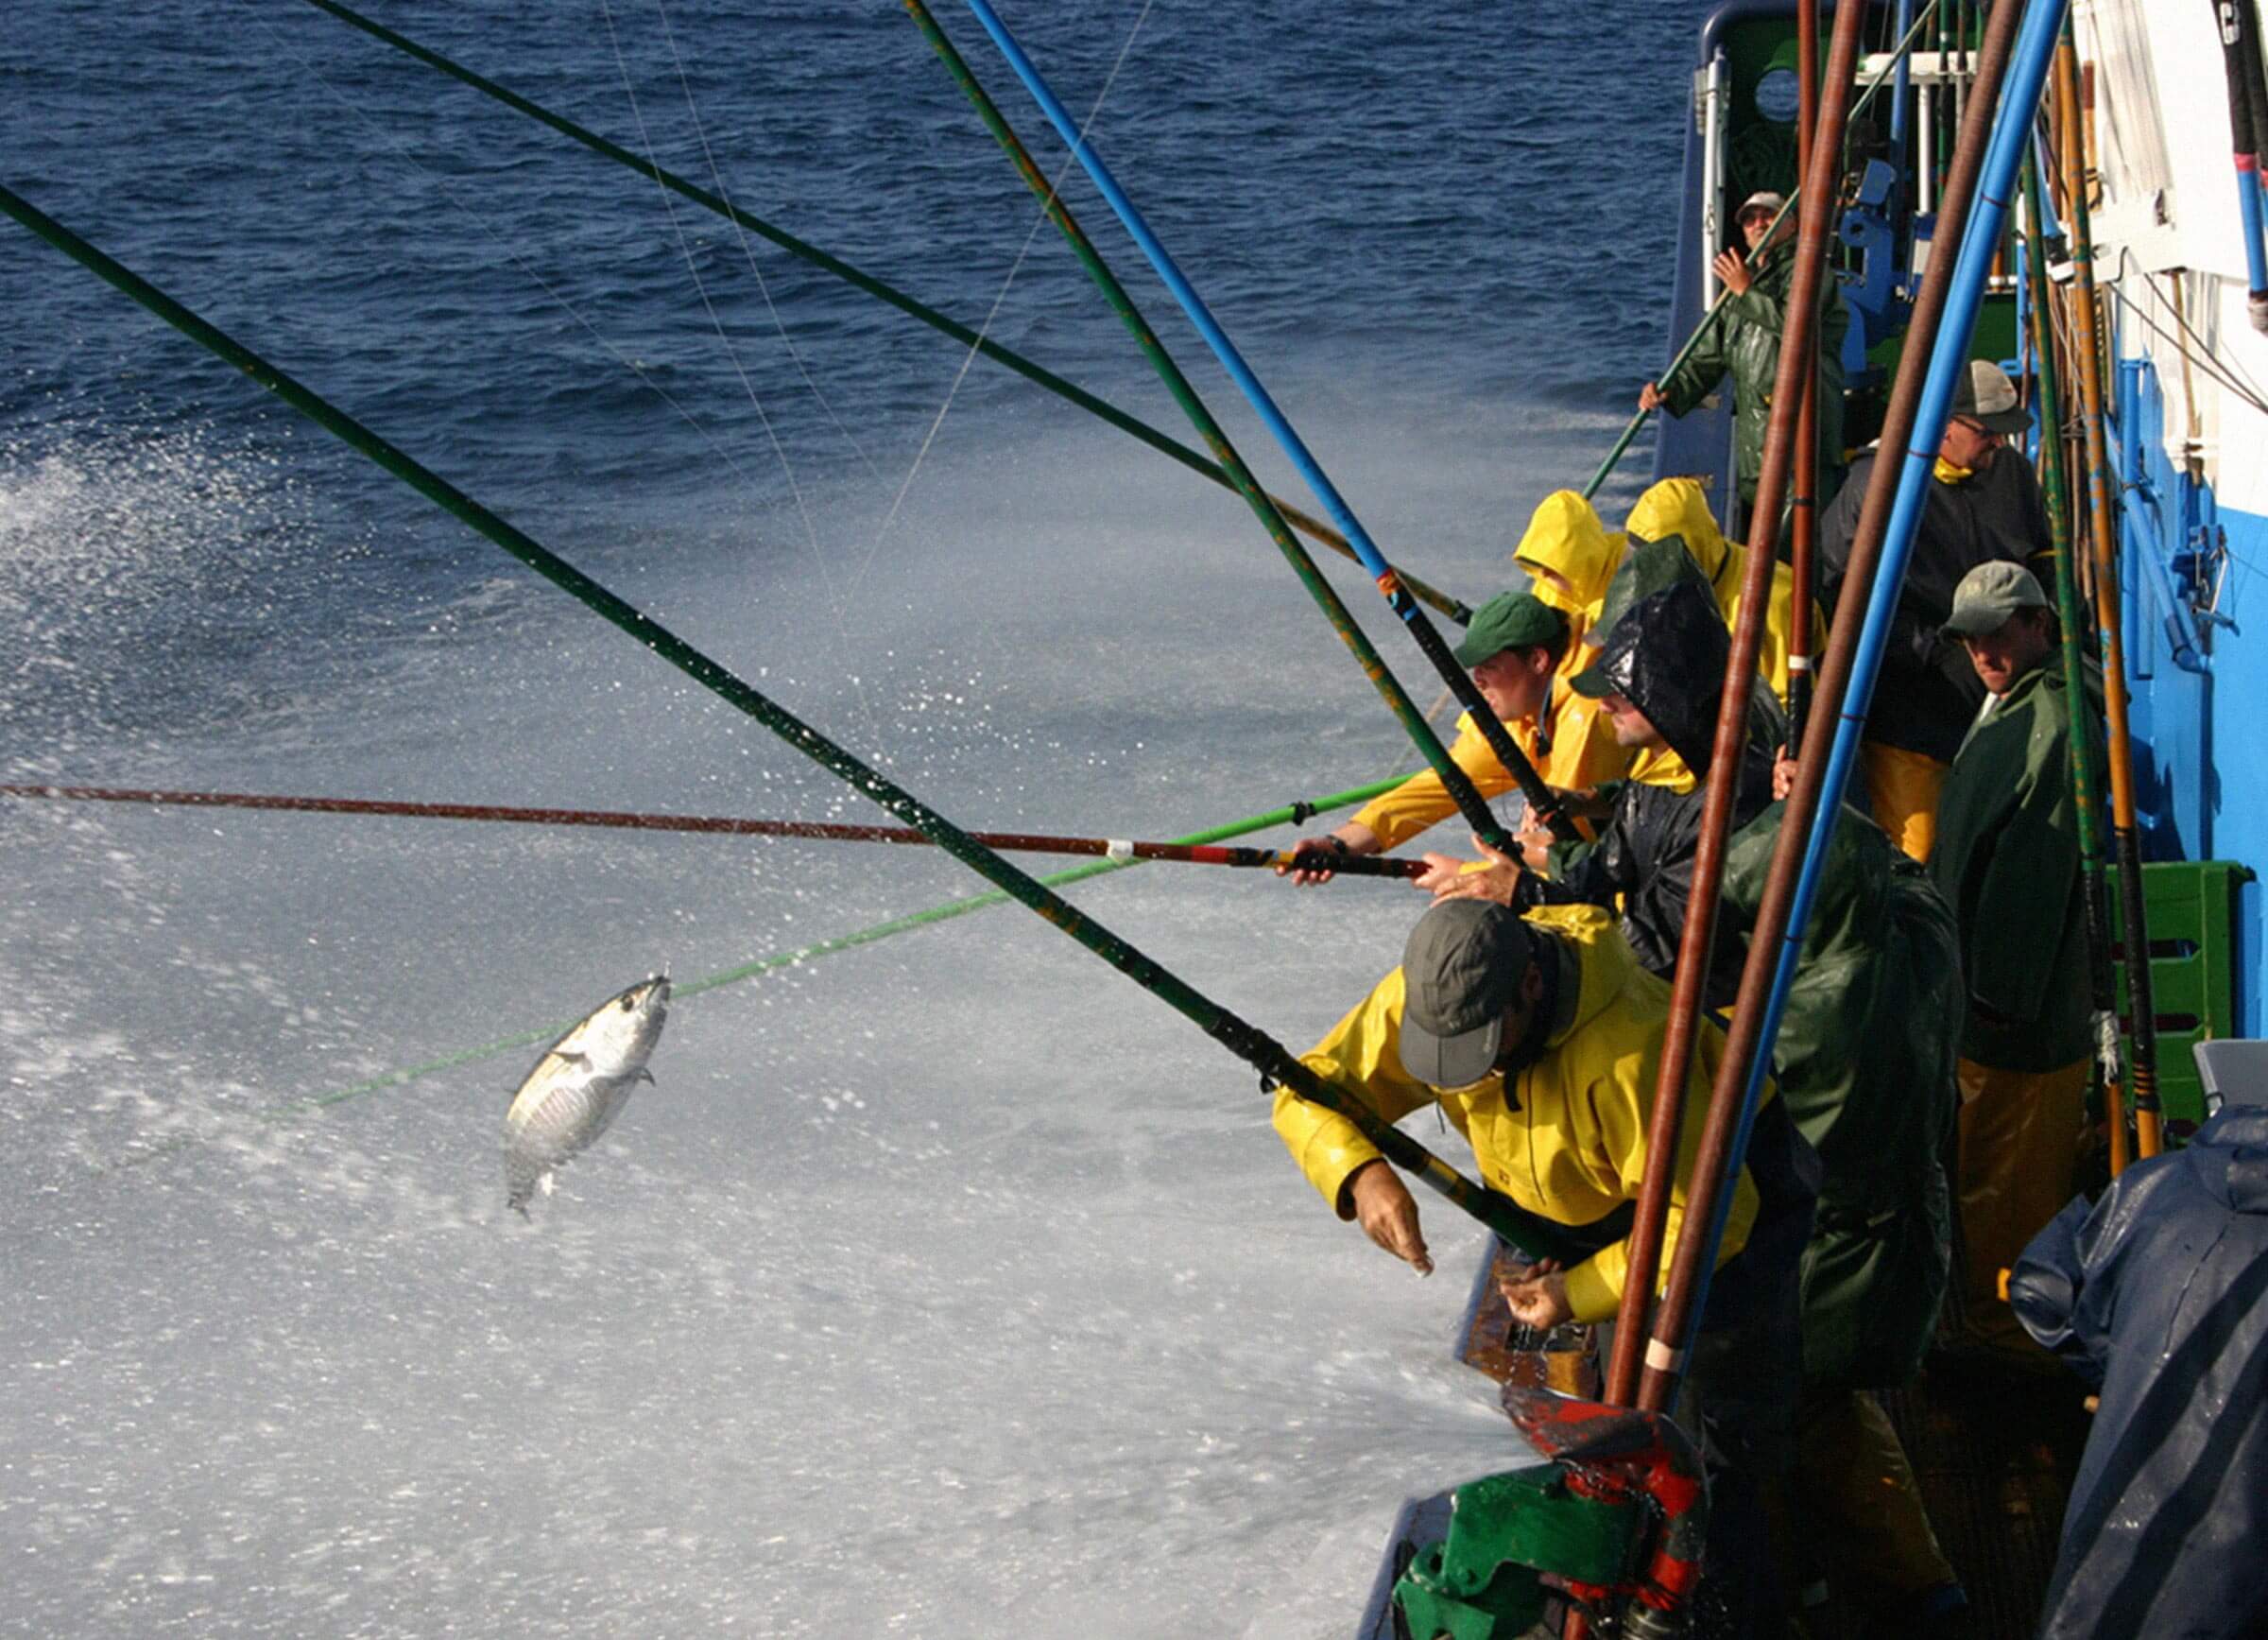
[504,975,670,1217]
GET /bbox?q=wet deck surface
[1879,1353,2091,1640]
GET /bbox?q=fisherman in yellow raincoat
[1275,897,1817,1634]
[1283,587,1625,881]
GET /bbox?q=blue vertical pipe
[1680,0,2071,1317]
[1893,0,1915,145]
[957,1,1420,632]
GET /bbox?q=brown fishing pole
[1602,0,1868,1410]
[2056,32,2161,1159]
[1635,0,2024,1415]
[1788,0,1824,739]
[0,783,1430,879]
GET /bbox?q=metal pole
[1603,0,1870,1410]
[2056,30,2163,1158]
[1636,0,2042,1416]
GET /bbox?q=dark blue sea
[1,5,1699,1635]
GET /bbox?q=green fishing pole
[903,0,1572,844]
[1582,0,1947,502]
[1,180,1576,1258]
[289,0,1469,625]
[2021,157,2129,1169]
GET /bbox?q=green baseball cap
[1397,901,1541,1088]
[1942,559,2051,637]
[1452,589,1567,668]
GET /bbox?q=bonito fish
[503,975,670,1216]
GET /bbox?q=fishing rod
[2021,157,2130,1173]
[3,782,1428,879]
[1636,0,2039,1416]
[2214,0,2268,329]
[902,0,1580,847]
[1582,0,1949,503]
[1604,0,1870,1412]
[2055,28,2161,1159]
[289,0,1471,627]
[953,1,1564,855]
[85,772,1402,1140]
[1789,0,1825,741]
[0,180,1585,1260]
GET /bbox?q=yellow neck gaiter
[1933,457,1974,485]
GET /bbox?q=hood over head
[1625,476,1732,583]
[1570,576,1732,776]
[1512,491,1624,618]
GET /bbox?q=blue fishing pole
[953,0,1584,845]
[1667,0,2070,1350]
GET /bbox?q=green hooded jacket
[1722,802,1959,1390]
[1658,239,1850,504]
[1930,663,2097,1071]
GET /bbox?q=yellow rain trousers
[1952,1055,2088,1362]
[1796,1390,1957,1601]
[1862,741,1950,863]
[1349,696,1630,852]
[1272,904,1763,1322]
[1624,475,1820,706]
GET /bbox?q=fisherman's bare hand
[1280,824,1375,887]
[1418,843,1521,906]
[1639,380,1666,413]
[1348,1161,1433,1276]
[1772,744,1799,802]
[1499,1264,1573,1330]
[1712,248,1753,297]
[1512,819,1556,872]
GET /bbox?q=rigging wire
[651,0,884,485]
[251,14,812,522]
[597,0,880,738]
[851,0,1157,603]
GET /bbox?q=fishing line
[597,0,882,739]
[251,14,795,527]
[850,0,1156,604]
[650,0,884,487]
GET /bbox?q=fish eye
[620,995,636,1011]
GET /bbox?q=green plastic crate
[2109,860,2253,1139]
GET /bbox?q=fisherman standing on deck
[1274,897,1817,1635]
[1639,191,1849,522]
[1282,586,1624,882]
[1819,359,2053,862]
[1415,561,1776,1010]
[1624,475,1816,707]
[1928,561,2098,1364]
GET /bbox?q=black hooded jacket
[1818,446,2054,764]
[1523,577,1776,1007]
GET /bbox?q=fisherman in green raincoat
[1928,561,2101,1365]
[1641,191,1849,514]
[1722,799,1967,1630]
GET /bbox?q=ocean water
[0,4,1695,1634]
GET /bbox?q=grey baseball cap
[1737,190,1786,221]
[1397,901,1541,1089]
[1950,358,2032,436]
[1943,559,2052,636]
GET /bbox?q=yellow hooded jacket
[1513,491,1625,660]
[1349,695,1629,851]
[1272,905,1766,1322]
[1624,476,1820,705]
